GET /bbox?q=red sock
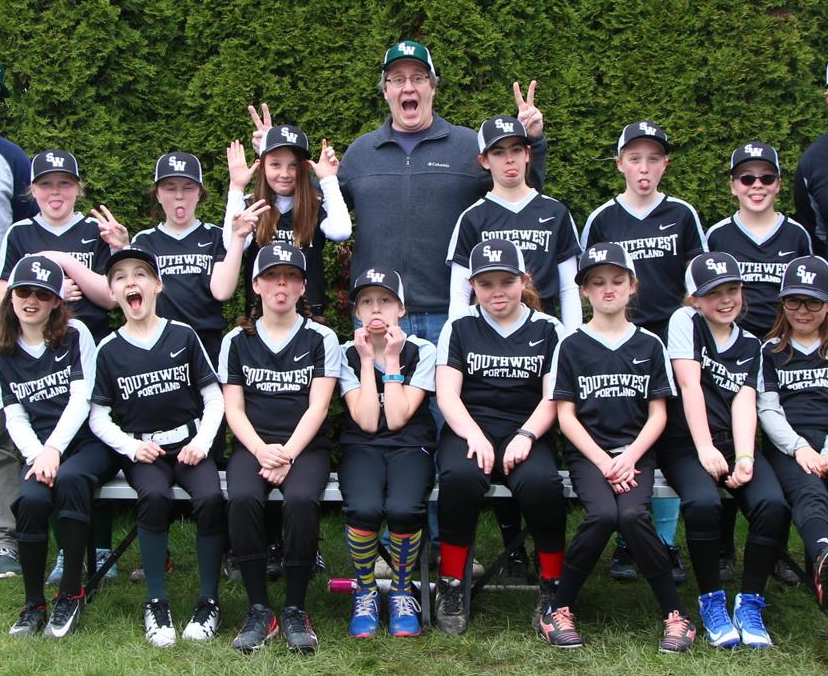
[439,542,470,580]
[537,550,564,580]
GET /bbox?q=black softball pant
[226,440,330,567]
[436,428,566,552]
[765,432,828,563]
[562,447,670,579]
[122,452,225,536]
[339,444,435,533]
[14,438,119,543]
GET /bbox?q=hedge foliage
[1,0,827,332]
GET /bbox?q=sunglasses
[782,297,825,313]
[735,173,778,187]
[13,286,55,302]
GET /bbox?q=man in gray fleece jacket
[337,40,548,343]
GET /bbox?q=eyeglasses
[385,73,430,88]
[782,297,825,312]
[735,173,778,186]
[13,286,54,301]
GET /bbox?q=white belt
[139,419,200,446]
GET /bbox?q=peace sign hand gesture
[308,139,340,179]
[248,102,273,155]
[513,80,543,137]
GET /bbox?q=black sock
[58,519,89,597]
[741,541,777,595]
[18,540,48,606]
[284,564,311,609]
[647,571,683,617]
[239,556,269,607]
[687,537,721,593]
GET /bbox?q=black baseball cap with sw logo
[469,238,526,279]
[260,125,310,159]
[685,252,742,297]
[729,142,780,175]
[617,120,670,154]
[575,242,637,285]
[349,266,405,304]
[780,255,828,303]
[31,150,80,182]
[252,242,307,279]
[477,116,529,154]
[7,255,65,298]
[154,152,203,185]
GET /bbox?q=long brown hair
[254,148,321,249]
[766,300,828,362]
[0,291,73,355]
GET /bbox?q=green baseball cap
[0,62,10,99]
[382,41,437,76]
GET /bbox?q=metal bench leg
[84,525,137,603]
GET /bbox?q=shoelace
[551,607,577,630]
[439,581,463,614]
[191,599,218,624]
[702,594,731,628]
[353,591,379,618]
[663,611,691,637]
[737,596,766,629]
[282,608,312,636]
[147,599,172,628]
[241,607,270,634]
[0,547,20,560]
[51,593,82,625]
[19,603,46,625]
[390,594,421,617]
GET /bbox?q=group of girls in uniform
[4,106,828,660]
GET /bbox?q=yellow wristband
[735,455,754,465]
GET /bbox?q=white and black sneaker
[44,590,84,638]
[182,596,220,641]
[9,602,47,636]
[144,597,176,647]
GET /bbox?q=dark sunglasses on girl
[782,297,825,313]
[735,173,778,187]
[13,287,55,302]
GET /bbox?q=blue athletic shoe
[46,550,65,586]
[388,592,421,637]
[95,549,117,581]
[732,592,771,648]
[698,590,740,648]
[349,590,379,638]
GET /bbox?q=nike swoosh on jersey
[55,351,70,362]
[658,223,676,230]
[736,357,753,365]
[632,358,650,364]
[81,237,97,244]
[529,339,545,347]
[778,250,796,257]
[294,351,310,361]
[197,241,212,248]
[170,348,186,358]
[538,216,556,224]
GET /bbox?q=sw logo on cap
[398,42,416,55]
[706,259,728,274]
[168,156,187,171]
[639,122,658,136]
[495,118,515,133]
[31,260,52,281]
[272,245,293,261]
[45,152,65,168]
[482,245,503,262]
[366,269,385,283]
[796,265,817,285]
[281,127,298,144]
[744,144,764,158]
[588,249,608,262]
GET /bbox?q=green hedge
[1,0,827,334]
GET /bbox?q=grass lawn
[1,505,828,676]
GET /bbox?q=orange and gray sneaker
[660,610,696,653]
[815,547,828,612]
[537,606,583,648]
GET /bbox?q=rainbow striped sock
[389,530,422,593]
[345,526,378,591]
